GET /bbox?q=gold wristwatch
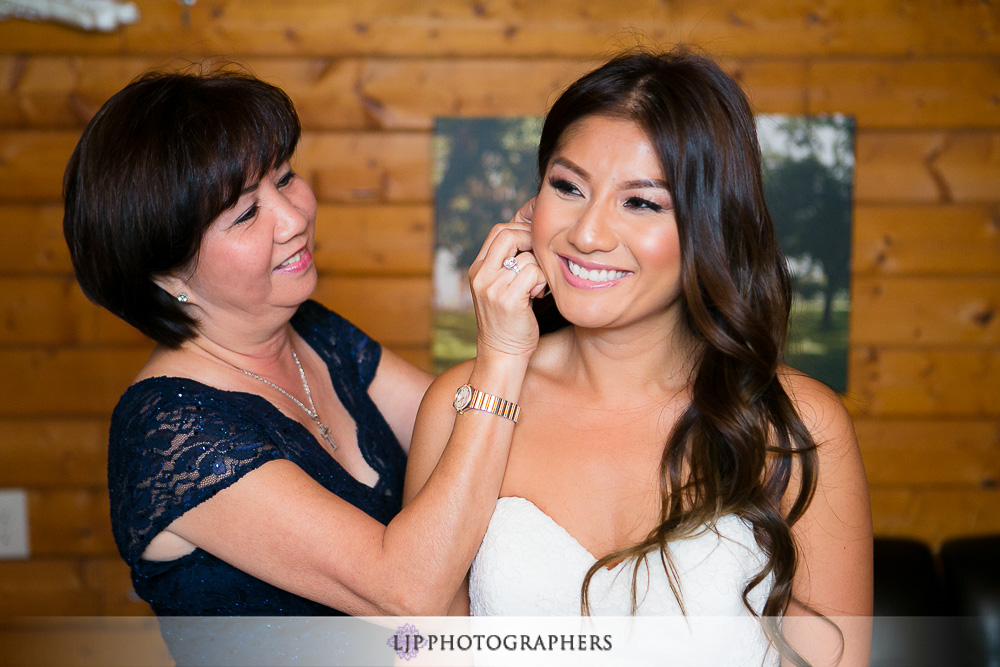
[453,384,520,423]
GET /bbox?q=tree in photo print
[759,114,855,392]
[432,117,541,373]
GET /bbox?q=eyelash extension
[625,197,664,213]
[548,177,580,195]
[549,176,666,213]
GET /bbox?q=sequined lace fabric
[108,301,406,622]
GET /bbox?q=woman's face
[177,162,318,322]
[532,115,683,332]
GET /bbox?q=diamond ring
[502,256,520,274]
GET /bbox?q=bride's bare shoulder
[777,366,855,446]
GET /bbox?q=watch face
[454,384,473,411]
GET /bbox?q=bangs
[190,73,302,225]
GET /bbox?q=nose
[272,187,312,244]
[565,199,617,254]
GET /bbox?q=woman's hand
[468,199,548,360]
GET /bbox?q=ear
[151,272,188,301]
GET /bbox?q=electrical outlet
[0,488,30,559]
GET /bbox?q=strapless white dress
[469,496,778,665]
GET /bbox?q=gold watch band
[454,384,520,423]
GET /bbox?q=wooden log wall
[0,0,998,622]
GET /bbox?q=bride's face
[531,115,683,331]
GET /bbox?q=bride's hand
[468,199,547,360]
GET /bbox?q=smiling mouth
[276,249,307,269]
[565,258,630,283]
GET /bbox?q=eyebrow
[550,157,591,180]
[620,178,670,190]
[240,183,260,196]
[549,157,669,191]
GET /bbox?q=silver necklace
[236,349,337,451]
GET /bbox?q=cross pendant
[318,423,337,450]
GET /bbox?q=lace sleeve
[108,380,283,566]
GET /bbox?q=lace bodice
[107,301,406,620]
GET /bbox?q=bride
[404,49,872,666]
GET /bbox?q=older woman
[63,68,543,649]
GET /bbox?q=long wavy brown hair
[532,49,826,665]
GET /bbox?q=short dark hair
[63,68,301,347]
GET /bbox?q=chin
[282,272,319,308]
[552,300,623,330]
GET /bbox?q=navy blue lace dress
[108,300,406,622]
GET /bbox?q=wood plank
[82,557,153,616]
[0,130,77,202]
[0,55,132,129]
[0,559,100,616]
[0,557,147,617]
[0,348,152,417]
[1,0,997,57]
[0,278,145,345]
[0,617,170,666]
[0,54,581,129]
[855,418,1000,486]
[0,55,603,130]
[0,419,108,487]
[0,55,809,131]
[28,489,117,556]
[0,203,432,276]
[736,61,809,116]
[870,488,1000,549]
[0,276,429,345]
[851,277,1000,345]
[287,57,582,131]
[314,204,432,275]
[297,132,431,203]
[312,277,431,345]
[932,132,1000,204]
[852,205,1000,276]
[282,57,812,129]
[855,130,1000,205]
[810,60,1000,130]
[9,56,1000,131]
[849,347,1000,417]
[0,204,71,274]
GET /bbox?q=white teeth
[567,260,627,283]
[278,250,304,268]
